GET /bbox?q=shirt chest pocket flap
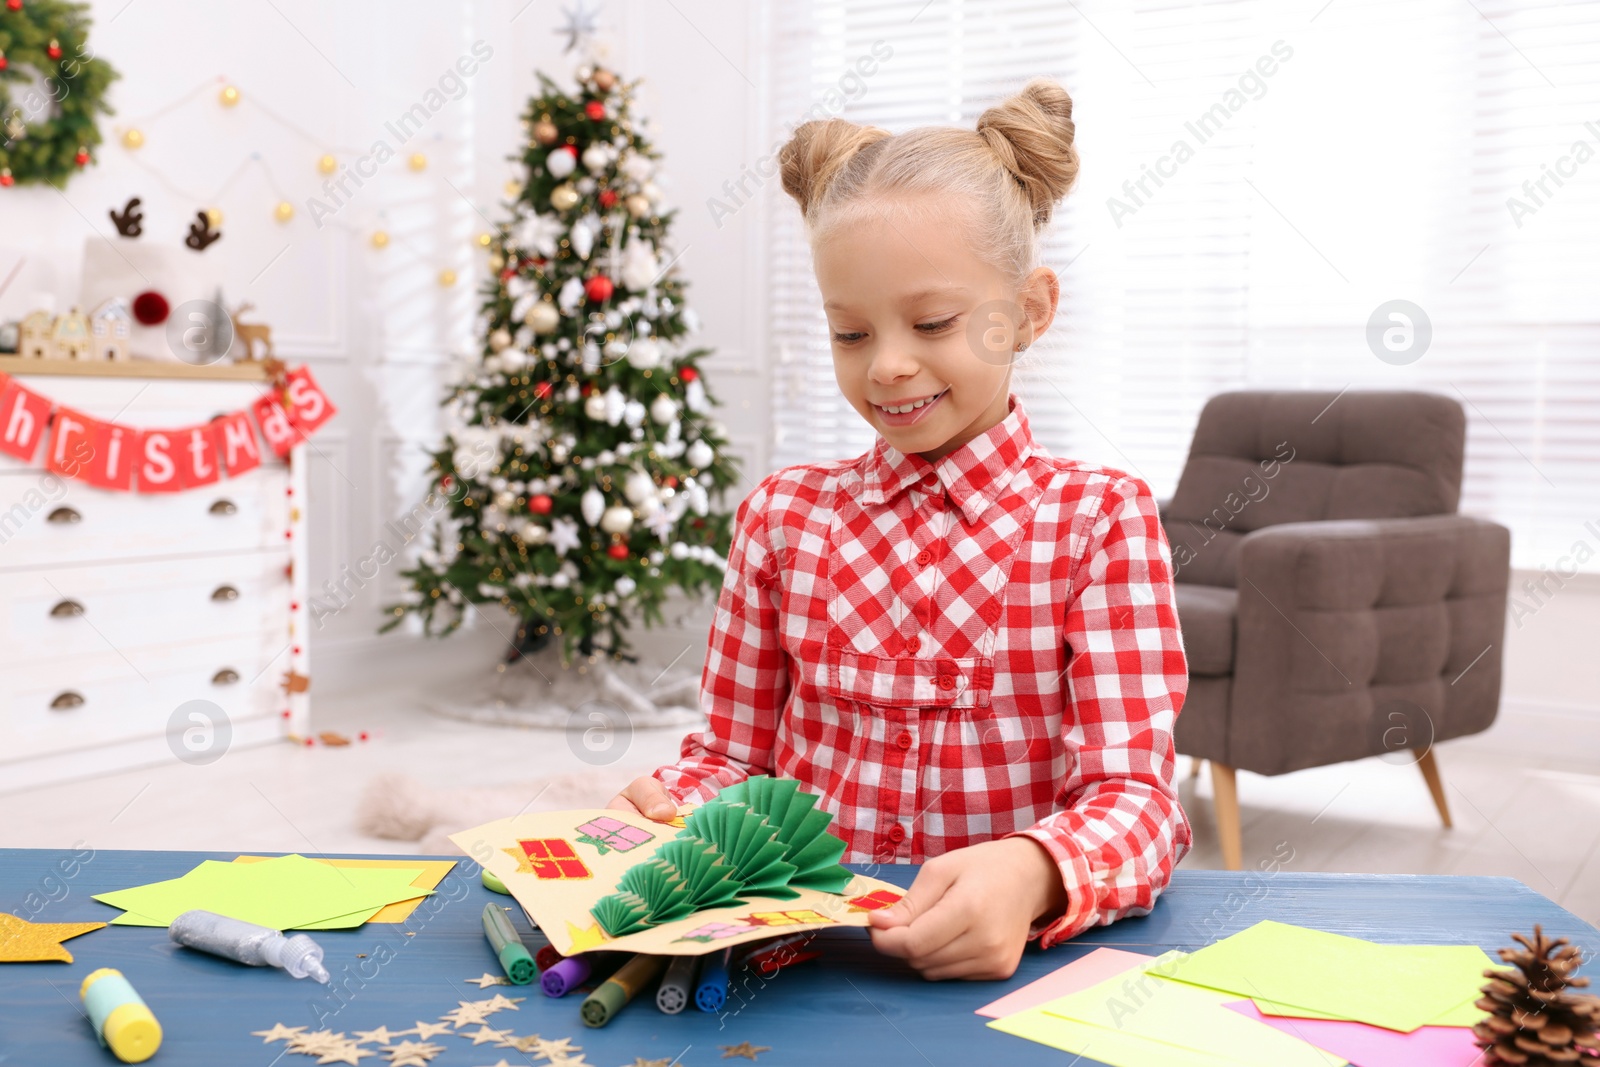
[824,646,994,711]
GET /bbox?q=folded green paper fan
[588,776,855,937]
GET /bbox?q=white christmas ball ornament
[624,469,655,505]
[614,575,637,597]
[547,146,577,179]
[600,505,633,534]
[582,144,610,173]
[581,486,606,526]
[489,328,512,351]
[623,400,646,428]
[584,393,608,421]
[626,336,662,370]
[526,302,560,334]
[650,394,679,425]
[687,440,714,470]
[519,521,547,544]
[571,220,593,260]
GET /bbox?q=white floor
[3,673,1597,929]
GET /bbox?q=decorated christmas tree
[381,42,740,670]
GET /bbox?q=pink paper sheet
[975,947,1156,1019]
[1223,999,1482,1066]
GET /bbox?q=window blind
[765,0,1600,572]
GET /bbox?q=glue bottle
[168,909,331,983]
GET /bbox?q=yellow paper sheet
[989,1005,1244,1067]
[233,856,456,924]
[1159,920,1491,1033]
[1019,952,1348,1067]
[449,808,907,957]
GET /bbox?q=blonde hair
[778,77,1080,289]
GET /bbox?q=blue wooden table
[2,848,1596,1066]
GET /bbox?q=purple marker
[541,955,591,997]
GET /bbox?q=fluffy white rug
[356,764,652,855]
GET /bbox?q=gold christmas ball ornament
[593,68,617,92]
[488,253,505,271]
[121,128,145,150]
[533,119,559,145]
[274,200,294,223]
[370,230,390,249]
[408,152,428,172]
[438,268,458,287]
[206,207,224,227]
[526,301,560,334]
[550,183,580,211]
[318,153,338,174]
[625,194,651,218]
[219,85,241,107]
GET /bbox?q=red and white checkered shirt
[653,392,1191,948]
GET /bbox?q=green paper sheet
[93,855,432,929]
[991,951,1348,1067]
[1159,920,1492,1033]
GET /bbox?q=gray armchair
[1160,390,1511,869]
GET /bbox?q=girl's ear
[1018,267,1060,345]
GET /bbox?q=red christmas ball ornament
[74,146,89,167]
[132,290,170,325]
[528,494,553,515]
[680,366,698,382]
[580,382,594,396]
[499,265,517,281]
[0,51,8,72]
[440,474,453,490]
[3,0,19,11]
[585,100,606,120]
[607,543,629,560]
[693,519,707,529]
[46,38,62,60]
[0,169,12,188]
[584,274,614,303]
[665,476,678,488]
[534,381,553,399]
[598,189,618,209]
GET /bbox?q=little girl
[611,77,1190,981]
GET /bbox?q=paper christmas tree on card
[449,776,904,957]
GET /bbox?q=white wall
[3,0,1591,724]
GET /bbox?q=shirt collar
[857,392,1035,523]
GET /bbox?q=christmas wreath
[0,0,118,188]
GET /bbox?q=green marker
[481,903,537,985]
[580,953,668,1027]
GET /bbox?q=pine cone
[1472,924,1600,1066]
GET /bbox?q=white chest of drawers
[0,360,311,791]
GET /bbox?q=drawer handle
[47,506,82,524]
[212,668,240,686]
[50,599,86,618]
[51,690,85,711]
[211,584,240,602]
[209,498,238,516]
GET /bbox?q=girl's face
[813,198,1058,464]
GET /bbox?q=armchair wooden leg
[1190,757,1204,780]
[1416,748,1453,829]
[1210,762,1242,871]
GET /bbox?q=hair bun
[779,117,892,219]
[976,77,1080,226]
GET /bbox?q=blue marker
[693,947,732,1013]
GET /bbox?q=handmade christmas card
[449,776,906,957]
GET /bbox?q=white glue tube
[168,909,331,983]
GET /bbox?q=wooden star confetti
[530,1036,582,1059]
[403,1021,453,1040]
[353,1027,404,1044]
[482,994,524,1013]
[464,972,510,988]
[0,913,106,963]
[288,1031,349,1055]
[380,1040,446,1066]
[250,1023,307,1044]
[494,1033,544,1052]
[440,1001,497,1028]
[315,1042,375,1065]
[719,1043,771,1061]
[469,1061,516,1067]
[625,1059,675,1067]
[458,1025,514,1046]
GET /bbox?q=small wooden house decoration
[50,308,92,360]
[19,309,53,359]
[90,298,132,361]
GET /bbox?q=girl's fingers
[621,776,677,821]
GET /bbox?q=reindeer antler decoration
[185,210,222,251]
[109,197,144,238]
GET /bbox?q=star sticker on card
[564,920,608,953]
[250,1023,307,1044]
[719,1043,771,1061]
[459,1025,514,1046]
[468,1061,516,1067]
[464,972,509,988]
[0,913,106,963]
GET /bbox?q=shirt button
[905,635,920,653]
[888,824,906,843]
[895,730,913,751]
[936,674,956,691]
[915,549,933,566]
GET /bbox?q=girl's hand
[868,837,1067,980]
[607,775,678,822]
